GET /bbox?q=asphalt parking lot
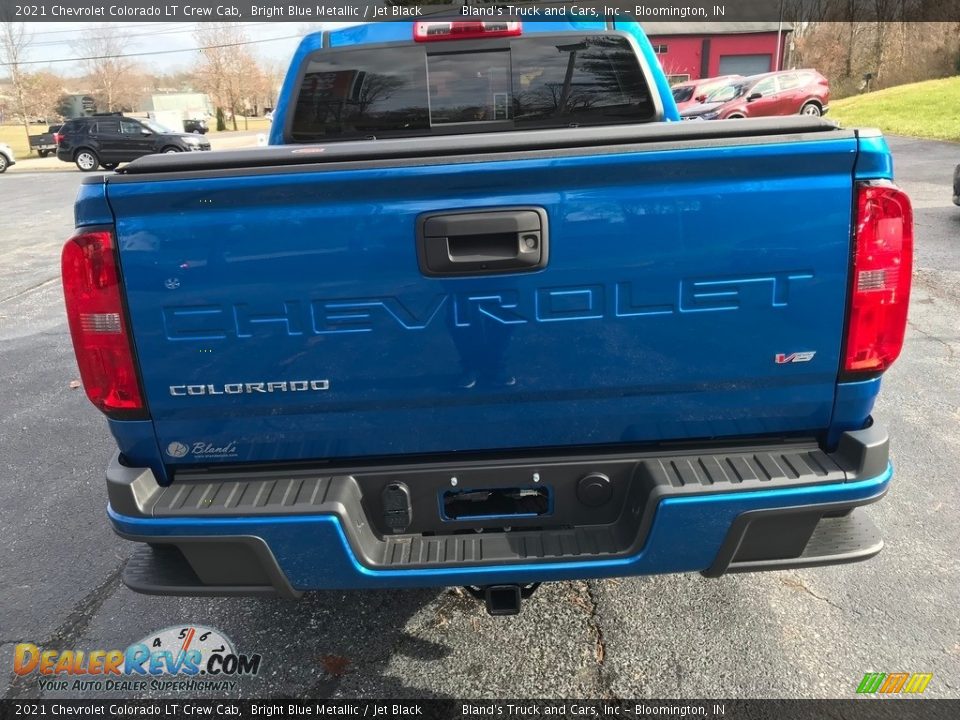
[1,137,959,700]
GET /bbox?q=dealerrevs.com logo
[14,625,261,693]
[856,672,934,695]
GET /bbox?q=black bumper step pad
[122,544,280,597]
[108,426,888,572]
[727,510,883,573]
[704,505,884,578]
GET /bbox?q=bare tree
[71,24,138,112]
[22,70,66,121]
[956,21,960,72]
[0,18,33,148]
[796,15,960,97]
[259,58,287,111]
[870,0,898,81]
[194,24,230,129]
[844,0,864,78]
[194,23,263,130]
[228,46,263,129]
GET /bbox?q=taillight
[62,227,146,418]
[844,181,914,373]
[53,133,63,144]
[414,21,521,42]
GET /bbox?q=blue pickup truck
[63,19,913,615]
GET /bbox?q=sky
[13,21,359,77]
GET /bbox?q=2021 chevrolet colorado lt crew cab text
[63,19,913,615]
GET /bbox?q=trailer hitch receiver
[465,583,541,616]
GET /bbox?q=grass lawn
[208,116,271,134]
[0,124,34,159]
[829,76,960,143]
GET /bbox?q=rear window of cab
[289,34,656,142]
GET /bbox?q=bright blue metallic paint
[74,181,114,227]
[108,136,860,466]
[328,22,408,47]
[108,466,890,589]
[854,132,894,180]
[106,420,170,483]
[267,31,322,146]
[613,20,680,121]
[327,20,609,49]
[827,379,883,447]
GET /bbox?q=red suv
[680,69,830,120]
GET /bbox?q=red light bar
[414,21,522,42]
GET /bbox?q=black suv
[56,114,212,171]
[183,118,209,134]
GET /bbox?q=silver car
[0,142,15,173]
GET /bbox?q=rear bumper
[107,426,891,598]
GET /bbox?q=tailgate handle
[417,207,549,276]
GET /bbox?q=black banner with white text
[1,700,959,720]
[2,0,960,23]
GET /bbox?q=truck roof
[309,19,611,50]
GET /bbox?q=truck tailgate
[106,125,858,466]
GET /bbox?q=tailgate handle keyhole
[417,207,549,277]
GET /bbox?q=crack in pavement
[912,269,960,306]
[0,277,61,305]
[907,319,957,361]
[5,563,125,699]
[779,574,860,617]
[572,581,616,700]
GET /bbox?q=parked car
[28,124,62,157]
[682,69,830,120]
[56,114,211,172]
[64,20,911,617]
[0,142,14,173]
[953,163,959,206]
[183,118,209,134]
[670,75,742,112]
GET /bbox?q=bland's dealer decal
[166,441,239,459]
[13,625,261,693]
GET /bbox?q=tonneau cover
[111,117,844,177]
